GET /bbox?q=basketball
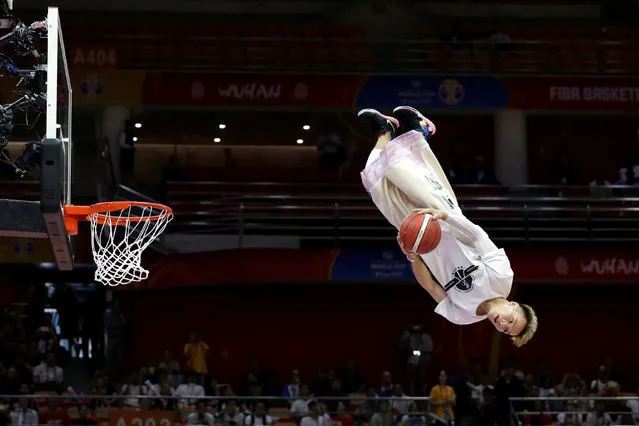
[399,213,442,254]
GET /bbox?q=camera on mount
[0,16,49,179]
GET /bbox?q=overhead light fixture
[214,138,221,143]
[219,124,226,130]
[134,123,142,129]
[132,136,138,142]
[302,125,310,130]
[296,139,304,144]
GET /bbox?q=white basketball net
[89,204,173,286]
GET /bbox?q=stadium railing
[65,25,639,74]
[165,182,639,245]
[509,396,639,426]
[0,394,445,426]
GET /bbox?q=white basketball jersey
[420,215,514,325]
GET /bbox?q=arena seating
[164,179,639,245]
[64,18,639,73]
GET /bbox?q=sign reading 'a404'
[71,45,118,69]
[109,410,174,426]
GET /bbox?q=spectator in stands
[326,379,348,412]
[90,375,116,408]
[590,366,611,394]
[221,399,244,426]
[155,382,176,411]
[39,398,70,426]
[398,323,433,396]
[468,372,492,408]
[158,349,181,387]
[589,178,613,198]
[534,359,555,397]
[282,369,301,398]
[290,384,312,416]
[36,324,57,358]
[556,401,584,426]
[355,387,377,421]
[371,399,394,426]
[188,401,216,426]
[391,384,412,415]
[139,355,156,382]
[398,402,425,426]
[243,374,264,411]
[121,372,147,407]
[475,388,498,426]
[339,358,365,394]
[599,381,626,422]
[205,377,222,400]
[175,372,206,407]
[494,361,525,426]
[524,384,552,426]
[185,330,209,377]
[104,301,125,374]
[429,371,455,424]
[33,352,63,391]
[9,397,38,426]
[376,371,394,398]
[300,400,329,426]
[244,401,274,426]
[584,401,612,426]
[71,405,97,425]
[332,401,353,426]
[626,383,639,424]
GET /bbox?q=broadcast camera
[0,16,48,178]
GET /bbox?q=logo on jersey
[444,265,479,292]
[426,173,443,191]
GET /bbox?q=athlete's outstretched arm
[412,258,446,303]
[413,208,499,254]
[398,236,446,303]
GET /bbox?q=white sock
[366,148,382,168]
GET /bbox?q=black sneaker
[392,106,437,140]
[357,108,399,138]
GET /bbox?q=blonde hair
[511,304,538,348]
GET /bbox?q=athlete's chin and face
[487,301,526,336]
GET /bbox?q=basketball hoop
[64,201,173,286]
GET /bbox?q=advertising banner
[109,410,174,426]
[131,248,639,290]
[506,77,639,110]
[141,73,364,108]
[69,44,119,69]
[356,76,508,109]
[73,70,146,106]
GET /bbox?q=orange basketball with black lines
[399,213,442,255]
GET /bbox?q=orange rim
[64,201,173,235]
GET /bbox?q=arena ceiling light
[296,139,304,144]
[219,124,226,129]
[132,137,138,142]
[134,123,142,129]
[302,125,310,130]
[214,137,221,143]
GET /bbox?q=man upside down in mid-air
[358,106,537,347]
